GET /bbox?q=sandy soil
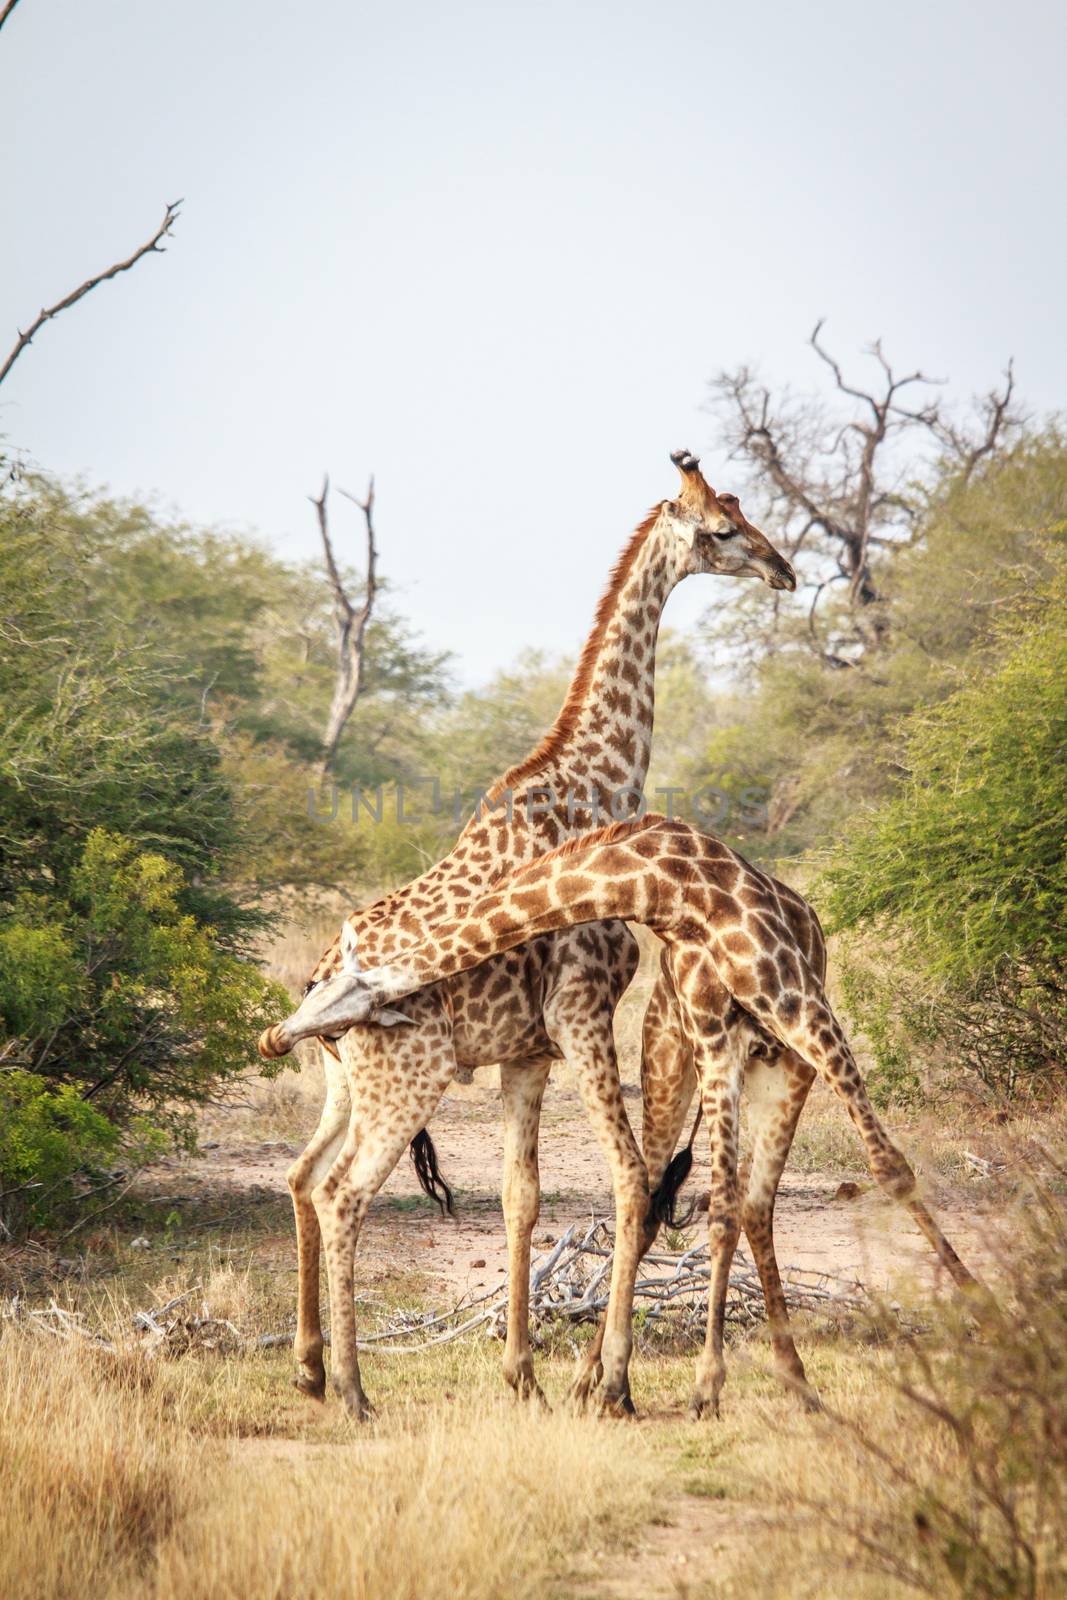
[176,1071,991,1308]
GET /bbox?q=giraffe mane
[509,812,663,874]
[485,505,665,802]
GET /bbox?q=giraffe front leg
[565,1034,649,1417]
[687,1026,745,1421]
[499,1059,552,1406]
[315,1031,455,1420]
[286,1047,350,1400]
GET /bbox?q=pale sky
[3,0,1064,683]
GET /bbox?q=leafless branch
[708,325,1020,667]
[313,473,378,775]
[0,201,182,392]
[926,360,1020,483]
[0,0,24,38]
[2,1217,877,1359]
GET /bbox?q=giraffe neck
[366,815,669,1003]
[493,504,682,811]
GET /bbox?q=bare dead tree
[313,474,378,776]
[0,202,181,392]
[923,358,1017,484]
[710,324,1019,667]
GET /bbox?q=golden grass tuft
[0,1332,204,1600]
[722,1161,1067,1600]
[153,1403,658,1600]
[1,1331,658,1600]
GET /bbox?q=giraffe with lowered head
[281,453,796,1417]
[263,813,974,1421]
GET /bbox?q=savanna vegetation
[3,324,1066,1599]
[7,404,1064,1220]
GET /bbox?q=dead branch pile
[1,1219,872,1358]
[2,1287,243,1355]
[347,1218,871,1354]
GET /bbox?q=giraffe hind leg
[746,969,976,1292]
[742,1049,818,1405]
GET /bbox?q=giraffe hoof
[511,1378,550,1410]
[335,1385,374,1422]
[686,1393,719,1422]
[777,1365,820,1412]
[567,1361,604,1410]
[292,1371,327,1402]
[503,1359,548,1407]
[597,1389,636,1419]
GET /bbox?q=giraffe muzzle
[258,1023,294,1060]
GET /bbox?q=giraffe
[262,812,974,1420]
[280,454,796,1418]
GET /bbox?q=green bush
[0,482,309,1231]
[0,829,289,1232]
[0,1073,120,1235]
[823,548,1067,1095]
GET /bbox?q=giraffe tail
[409,1129,455,1217]
[647,1105,703,1229]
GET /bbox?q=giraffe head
[663,449,795,591]
[257,922,410,1058]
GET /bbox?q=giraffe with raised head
[263,812,974,1420]
[281,454,796,1418]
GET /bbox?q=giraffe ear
[371,1006,415,1027]
[340,920,362,974]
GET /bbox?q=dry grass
[0,1333,204,1600]
[6,1168,1066,1600]
[715,1167,1067,1600]
[0,1330,660,1600]
[257,892,356,997]
[195,1053,326,1146]
[153,1402,658,1600]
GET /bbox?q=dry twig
[0,0,24,38]
[0,201,181,392]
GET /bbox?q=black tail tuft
[409,1129,455,1218]
[647,1145,695,1229]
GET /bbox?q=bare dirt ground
[177,1067,993,1311]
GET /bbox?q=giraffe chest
[447,920,634,1066]
[447,940,557,1066]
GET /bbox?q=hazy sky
[3,0,1064,683]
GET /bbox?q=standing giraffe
[263,813,974,1420]
[282,455,796,1417]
